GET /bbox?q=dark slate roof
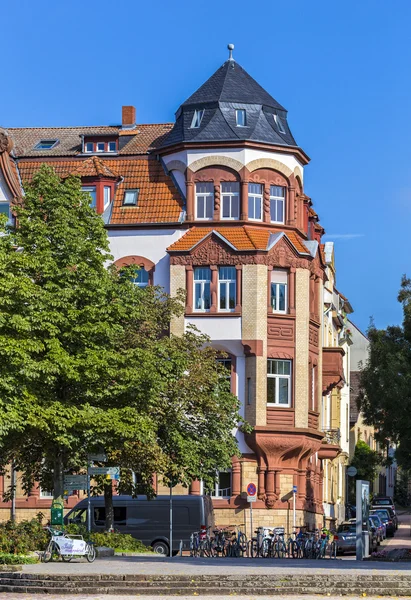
[161,60,298,149]
[182,60,285,110]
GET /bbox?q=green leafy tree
[358,276,411,471]
[0,165,243,529]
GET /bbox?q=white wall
[108,229,183,293]
[185,317,242,342]
[163,147,304,181]
[0,170,12,202]
[349,320,369,371]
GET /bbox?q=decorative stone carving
[0,128,12,154]
[189,155,243,173]
[309,324,319,347]
[267,323,294,342]
[245,158,292,178]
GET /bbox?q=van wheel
[152,541,170,556]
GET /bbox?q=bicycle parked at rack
[42,526,96,563]
[226,523,248,557]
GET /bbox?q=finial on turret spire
[227,43,234,61]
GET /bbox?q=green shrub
[65,524,150,552]
[0,553,38,564]
[0,514,48,554]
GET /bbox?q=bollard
[179,540,183,556]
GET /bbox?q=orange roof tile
[67,157,119,179]
[167,226,310,254]
[17,158,183,225]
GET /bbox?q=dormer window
[236,109,246,127]
[274,114,286,134]
[35,139,58,150]
[108,141,117,152]
[82,186,97,208]
[85,142,94,153]
[96,142,105,152]
[191,109,204,128]
[123,189,139,206]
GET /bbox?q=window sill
[187,311,241,318]
[267,403,292,409]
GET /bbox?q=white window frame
[270,185,285,224]
[96,142,105,152]
[271,270,287,314]
[104,186,111,210]
[210,471,232,498]
[218,267,236,312]
[195,183,214,220]
[274,114,286,134]
[84,142,94,153]
[131,268,149,288]
[123,189,139,206]
[191,109,205,128]
[108,141,117,152]
[39,487,54,498]
[35,140,58,150]
[248,183,263,221]
[267,359,292,407]
[236,109,246,127]
[82,186,96,208]
[193,267,211,312]
[220,182,239,220]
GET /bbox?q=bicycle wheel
[238,534,248,557]
[61,553,73,562]
[43,541,60,563]
[86,543,96,563]
[329,541,336,560]
[291,541,299,559]
[275,541,285,559]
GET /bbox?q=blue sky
[2,0,410,332]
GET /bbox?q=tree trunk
[53,450,64,502]
[104,480,114,532]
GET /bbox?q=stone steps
[1,573,411,595]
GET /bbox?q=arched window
[131,267,149,288]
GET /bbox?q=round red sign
[247,483,257,496]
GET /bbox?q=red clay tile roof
[17,158,183,225]
[67,157,119,179]
[7,124,173,158]
[167,226,310,254]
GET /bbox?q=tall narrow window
[131,268,149,288]
[247,377,252,405]
[104,186,111,210]
[248,183,263,221]
[311,365,316,411]
[217,358,232,389]
[236,109,246,126]
[194,267,211,311]
[267,359,291,406]
[207,471,232,498]
[270,185,285,223]
[195,183,214,220]
[0,201,11,225]
[82,186,97,208]
[219,267,236,311]
[221,182,239,220]
[271,269,287,313]
[274,114,286,134]
[191,109,205,128]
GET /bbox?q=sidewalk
[381,511,411,551]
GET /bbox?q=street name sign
[88,467,119,477]
[88,453,107,462]
[63,475,87,487]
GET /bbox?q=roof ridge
[7,123,173,131]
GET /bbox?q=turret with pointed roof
[162,51,298,149]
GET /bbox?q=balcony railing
[322,428,341,445]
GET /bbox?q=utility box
[50,502,64,526]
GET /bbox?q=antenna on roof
[227,43,234,61]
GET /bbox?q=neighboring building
[349,321,397,499]
[321,242,353,525]
[0,47,352,529]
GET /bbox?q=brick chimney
[122,106,136,128]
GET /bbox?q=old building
[0,47,352,529]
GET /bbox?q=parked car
[348,518,378,553]
[370,508,395,537]
[371,506,398,531]
[336,522,357,555]
[64,494,215,556]
[371,496,395,512]
[369,513,386,541]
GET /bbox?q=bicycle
[43,526,95,563]
[226,524,247,557]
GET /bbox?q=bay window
[271,269,287,313]
[267,359,291,406]
[221,182,239,220]
[194,267,211,311]
[104,186,111,210]
[219,267,236,311]
[248,183,263,220]
[0,201,11,226]
[195,183,214,220]
[270,185,285,223]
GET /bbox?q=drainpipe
[11,461,16,522]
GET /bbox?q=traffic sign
[247,495,257,503]
[64,475,88,487]
[88,453,107,462]
[88,467,119,477]
[347,466,357,477]
[246,483,257,496]
[293,485,297,493]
